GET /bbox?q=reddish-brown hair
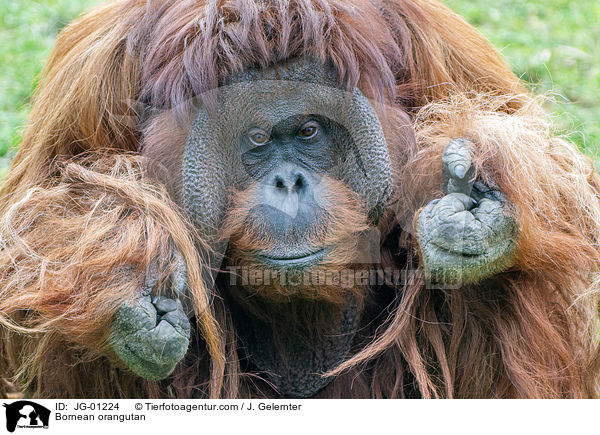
[1,0,599,398]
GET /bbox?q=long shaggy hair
[1,0,599,398]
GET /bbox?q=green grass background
[1,0,599,175]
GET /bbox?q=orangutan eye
[298,121,320,139]
[248,128,270,146]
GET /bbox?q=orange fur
[1,0,599,398]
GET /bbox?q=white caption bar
[0,399,597,434]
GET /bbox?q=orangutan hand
[109,260,190,380]
[416,139,518,285]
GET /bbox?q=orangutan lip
[256,247,332,268]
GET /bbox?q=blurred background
[1,0,599,175]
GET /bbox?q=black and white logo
[3,401,50,433]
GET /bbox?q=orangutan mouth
[256,246,332,268]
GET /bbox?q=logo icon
[2,401,50,433]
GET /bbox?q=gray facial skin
[417,139,518,284]
[108,60,519,389]
[181,60,393,243]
